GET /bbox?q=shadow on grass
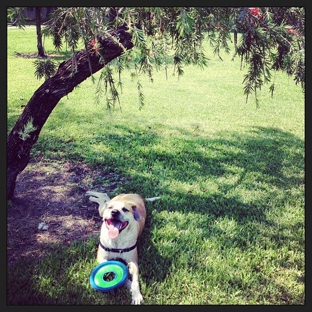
[12,49,75,62]
[38,123,304,246]
[7,125,304,304]
[6,237,135,305]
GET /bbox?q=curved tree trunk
[7,29,133,200]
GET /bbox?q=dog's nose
[111,209,120,217]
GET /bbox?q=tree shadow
[7,124,304,304]
[29,121,304,251]
[6,237,135,304]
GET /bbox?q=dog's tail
[144,196,161,202]
[86,190,160,205]
[85,191,110,213]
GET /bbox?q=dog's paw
[131,293,143,305]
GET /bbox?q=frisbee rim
[90,260,128,292]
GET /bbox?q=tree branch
[7,28,133,199]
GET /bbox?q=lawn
[7,26,305,305]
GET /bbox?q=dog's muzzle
[105,210,128,239]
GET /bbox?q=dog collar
[99,240,137,254]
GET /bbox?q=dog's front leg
[127,261,143,305]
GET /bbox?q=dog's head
[99,200,142,239]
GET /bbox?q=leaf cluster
[33,59,57,80]
[7,7,27,28]
[27,7,305,105]
[234,7,305,101]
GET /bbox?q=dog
[85,191,160,305]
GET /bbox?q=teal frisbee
[90,260,128,292]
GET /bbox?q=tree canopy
[43,7,305,106]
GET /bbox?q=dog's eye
[122,207,129,212]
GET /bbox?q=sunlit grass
[7,26,304,305]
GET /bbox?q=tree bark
[7,28,133,200]
[35,7,46,58]
[234,29,237,47]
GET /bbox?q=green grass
[7,26,305,305]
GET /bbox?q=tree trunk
[35,7,46,58]
[7,29,133,200]
[234,29,237,48]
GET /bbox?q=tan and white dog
[85,191,160,305]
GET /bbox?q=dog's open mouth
[105,219,128,239]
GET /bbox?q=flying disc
[90,260,128,292]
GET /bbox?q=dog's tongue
[108,224,119,239]
[106,219,127,239]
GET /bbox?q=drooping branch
[7,28,133,199]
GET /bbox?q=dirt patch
[14,52,61,59]
[7,158,131,266]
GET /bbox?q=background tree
[35,7,46,58]
[7,7,305,199]
[7,7,49,57]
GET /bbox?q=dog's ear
[132,205,141,221]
